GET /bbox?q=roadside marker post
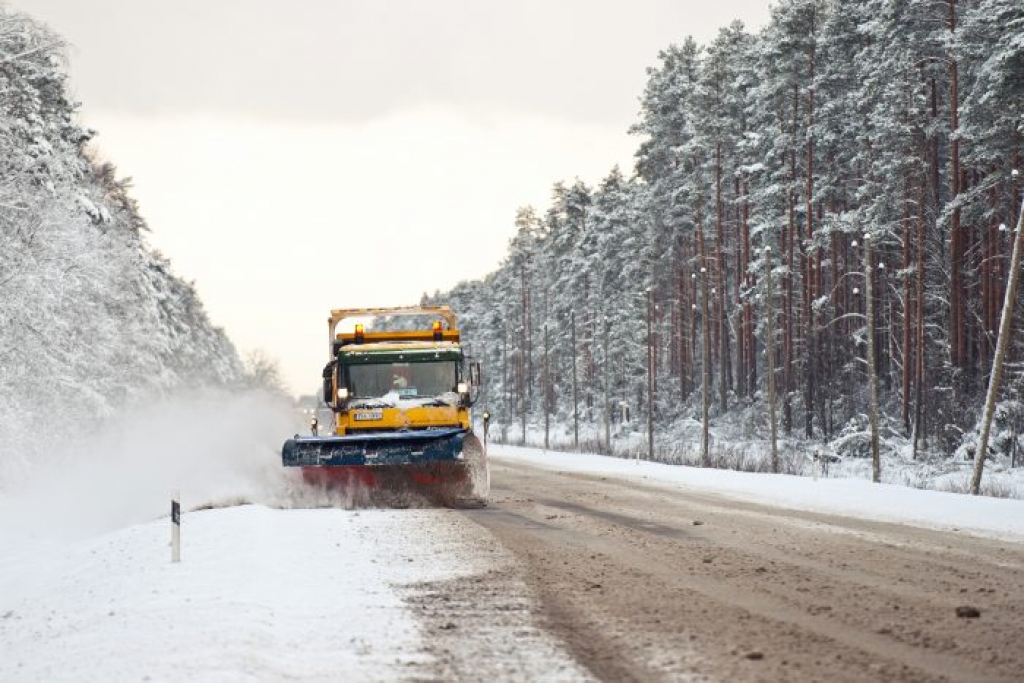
[171,491,181,563]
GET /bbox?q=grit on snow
[3,393,1024,682]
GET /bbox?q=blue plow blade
[282,427,466,467]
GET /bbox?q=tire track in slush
[457,457,1024,683]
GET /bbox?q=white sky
[12,0,771,396]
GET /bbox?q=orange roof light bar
[326,306,459,359]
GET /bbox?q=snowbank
[492,445,1024,542]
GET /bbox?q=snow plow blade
[282,427,466,467]
[282,429,488,505]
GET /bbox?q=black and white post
[171,490,180,563]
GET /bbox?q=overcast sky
[13,0,772,396]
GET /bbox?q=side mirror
[322,361,336,405]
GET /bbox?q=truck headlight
[337,387,349,400]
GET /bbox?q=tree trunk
[765,246,779,473]
[784,151,796,434]
[571,309,579,451]
[949,0,964,368]
[865,234,881,483]
[715,142,729,412]
[805,26,817,440]
[646,290,655,461]
[502,332,509,443]
[742,176,755,396]
[914,176,927,458]
[902,184,913,433]
[734,176,746,398]
[971,197,1024,494]
[604,317,610,453]
[701,267,711,467]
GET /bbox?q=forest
[0,6,246,486]
[425,0,1024,489]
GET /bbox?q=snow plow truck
[281,306,489,504]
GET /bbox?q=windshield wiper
[417,398,449,407]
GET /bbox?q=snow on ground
[0,503,588,683]
[3,506,428,682]
[496,416,1024,499]
[0,393,588,683]
[492,444,1024,542]
[5,391,1022,682]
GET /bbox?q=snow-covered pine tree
[425,0,1024,485]
[0,6,243,485]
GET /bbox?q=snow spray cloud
[0,389,299,540]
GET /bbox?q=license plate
[353,409,383,421]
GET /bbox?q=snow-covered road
[3,444,1024,682]
[477,454,1024,682]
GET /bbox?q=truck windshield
[348,361,457,400]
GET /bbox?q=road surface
[409,455,1024,682]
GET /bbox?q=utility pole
[571,310,579,451]
[604,316,611,454]
[972,192,1024,494]
[764,247,779,473]
[646,288,655,461]
[864,233,881,483]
